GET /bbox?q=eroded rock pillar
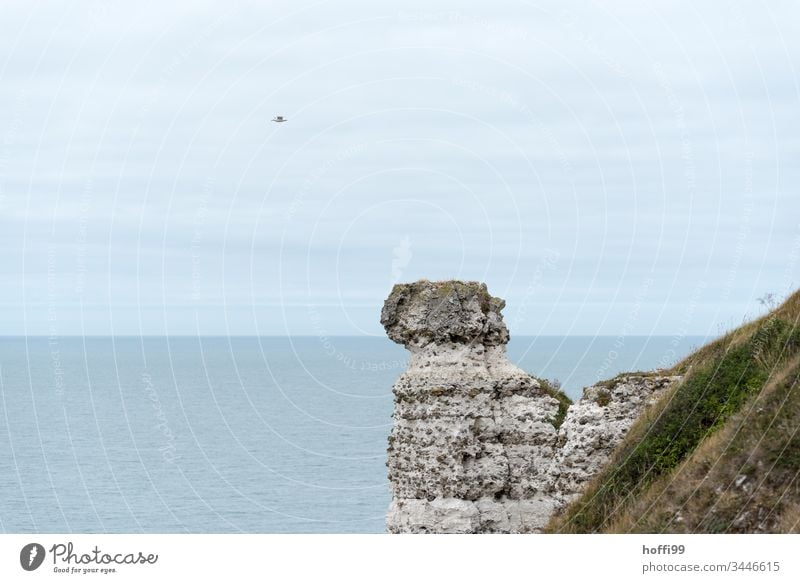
[381,280,561,533]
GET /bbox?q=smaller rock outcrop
[544,375,678,509]
[383,280,679,533]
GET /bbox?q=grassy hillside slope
[549,290,800,533]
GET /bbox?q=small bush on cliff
[595,388,612,407]
[539,378,572,429]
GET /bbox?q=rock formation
[382,280,678,533]
[545,375,677,504]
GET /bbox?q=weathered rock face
[545,376,678,505]
[383,280,678,533]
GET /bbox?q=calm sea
[0,335,705,533]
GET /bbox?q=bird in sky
[272,115,287,123]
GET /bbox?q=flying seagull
[272,115,287,123]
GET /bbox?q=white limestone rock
[383,280,680,533]
[545,375,679,506]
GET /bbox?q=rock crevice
[383,280,678,533]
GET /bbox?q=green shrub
[539,378,572,430]
[596,389,612,407]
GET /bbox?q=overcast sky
[1,0,798,336]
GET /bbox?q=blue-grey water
[0,335,706,533]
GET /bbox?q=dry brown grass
[775,502,800,533]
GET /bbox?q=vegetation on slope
[549,289,800,533]
[538,378,572,430]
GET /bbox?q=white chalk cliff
[382,280,678,533]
